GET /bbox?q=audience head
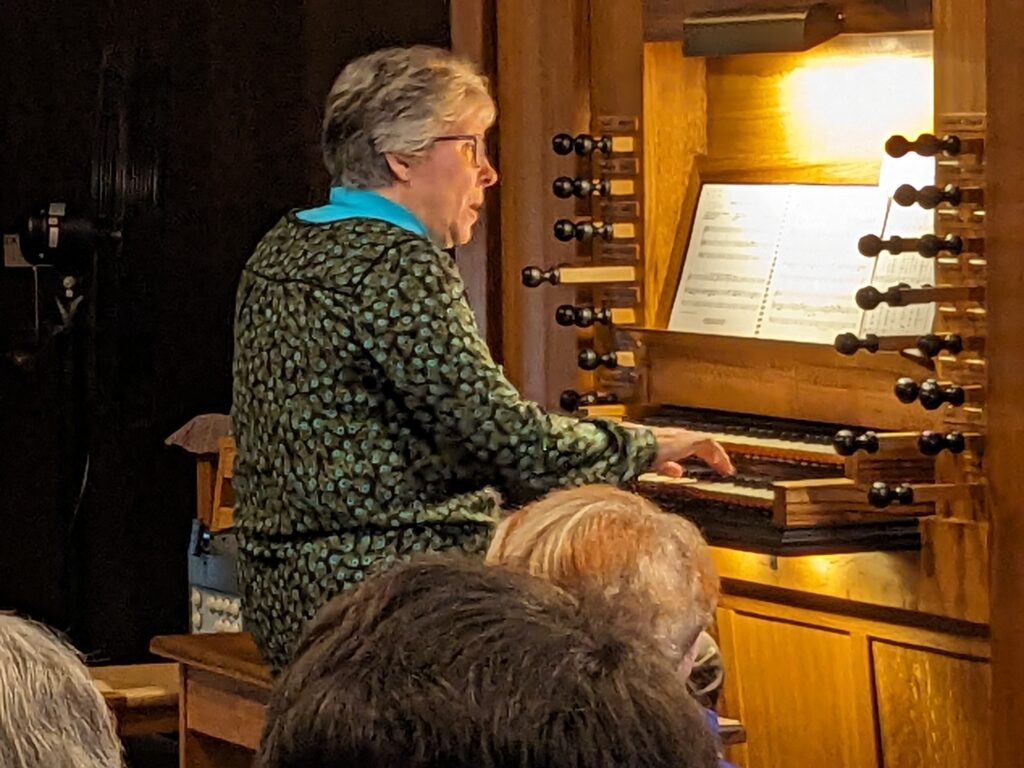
[487,484,719,676]
[257,556,717,768]
[0,613,124,768]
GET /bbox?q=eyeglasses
[432,134,489,168]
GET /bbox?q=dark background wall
[0,0,450,662]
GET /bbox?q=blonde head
[487,485,718,664]
[322,45,496,188]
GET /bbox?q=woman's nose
[479,155,498,187]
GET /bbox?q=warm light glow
[781,36,933,163]
[804,555,836,579]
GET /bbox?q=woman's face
[405,109,498,248]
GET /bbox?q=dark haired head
[256,555,717,768]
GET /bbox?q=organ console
[496,0,1024,761]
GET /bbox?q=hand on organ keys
[635,425,736,478]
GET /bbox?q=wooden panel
[713,516,990,625]
[589,0,646,398]
[719,594,989,659]
[985,0,1024,763]
[150,633,272,689]
[643,41,706,327]
[186,671,268,751]
[874,642,990,768]
[723,611,875,768]
[645,0,932,40]
[635,329,946,430]
[451,0,503,354]
[496,0,589,406]
[705,32,933,170]
[933,0,986,115]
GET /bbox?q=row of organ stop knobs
[525,128,987,511]
[521,128,641,385]
[833,128,987,508]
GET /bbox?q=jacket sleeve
[349,241,657,504]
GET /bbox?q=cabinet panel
[874,641,990,768]
[722,610,874,768]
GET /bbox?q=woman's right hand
[647,426,735,478]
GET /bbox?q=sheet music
[667,185,788,337]
[757,185,884,342]
[669,175,936,344]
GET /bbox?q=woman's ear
[384,152,414,183]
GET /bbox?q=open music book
[668,179,936,344]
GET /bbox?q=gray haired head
[0,614,124,768]
[321,45,495,188]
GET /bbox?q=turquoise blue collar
[296,187,429,238]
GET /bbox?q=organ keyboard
[625,407,931,554]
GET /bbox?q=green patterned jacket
[230,214,657,671]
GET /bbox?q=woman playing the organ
[230,45,734,672]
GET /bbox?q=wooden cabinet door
[874,641,990,767]
[717,608,877,768]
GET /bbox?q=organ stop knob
[832,429,879,456]
[894,378,967,409]
[885,133,981,158]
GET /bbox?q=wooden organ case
[494,0,1024,765]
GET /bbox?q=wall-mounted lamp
[683,3,844,57]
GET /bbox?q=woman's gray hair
[322,45,495,188]
[0,614,124,768]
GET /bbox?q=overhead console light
[682,3,844,57]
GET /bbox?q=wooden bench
[90,662,179,736]
[150,632,271,768]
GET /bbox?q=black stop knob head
[868,481,892,508]
[833,429,857,456]
[552,177,575,198]
[855,286,883,311]
[834,333,859,355]
[861,431,880,454]
[893,184,918,207]
[894,377,920,404]
[885,135,911,158]
[577,349,599,370]
[917,380,944,410]
[522,267,544,287]
[553,220,576,242]
[858,234,883,257]
[573,134,595,156]
[945,431,966,454]
[555,305,576,326]
[560,389,581,412]
[894,484,915,504]
[916,334,944,358]
[917,431,945,456]
[552,133,574,155]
